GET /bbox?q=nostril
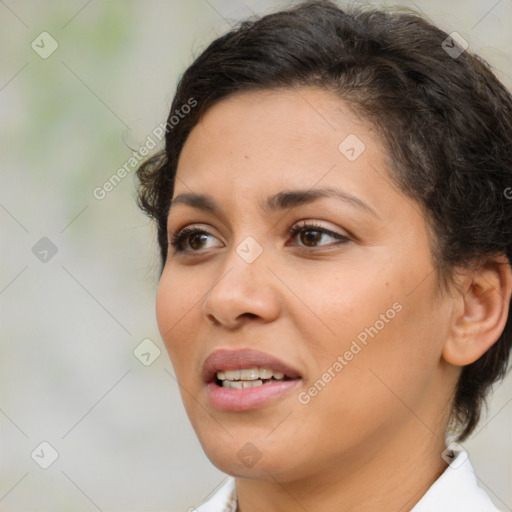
[206,314,220,326]
[205,311,261,328]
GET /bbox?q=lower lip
[206,379,301,411]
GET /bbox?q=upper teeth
[217,367,285,381]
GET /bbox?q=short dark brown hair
[136,0,512,441]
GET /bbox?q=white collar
[194,451,499,512]
[195,476,237,512]
[410,451,499,512]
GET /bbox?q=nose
[201,242,281,329]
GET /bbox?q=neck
[235,424,448,512]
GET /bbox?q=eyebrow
[168,188,378,217]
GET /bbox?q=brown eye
[169,226,222,253]
[189,233,208,250]
[300,229,323,247]
[288,222,350,249]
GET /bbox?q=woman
[136,1,512,510]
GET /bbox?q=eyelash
[168,221,350,254]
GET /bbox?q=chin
[197,432,306,482]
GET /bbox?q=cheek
[288,264,398,355]
[155,269,202,369]
[156,275,174,336]
[293,301,440,453]
[292,259,443,408]
[325,289,446,423]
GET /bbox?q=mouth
[216,367,292,389]
[202,348,302,384]
[202,348,302,411]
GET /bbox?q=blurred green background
[1,1,511,510]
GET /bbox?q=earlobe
[442,255,512,367]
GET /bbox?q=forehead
[176,87,383,188]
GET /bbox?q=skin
[156,87,512,511]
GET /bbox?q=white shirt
[193,451,500,512]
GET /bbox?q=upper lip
[202,348,302,383]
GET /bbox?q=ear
[442,255,512,366]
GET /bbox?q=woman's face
[156,88,457,481]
